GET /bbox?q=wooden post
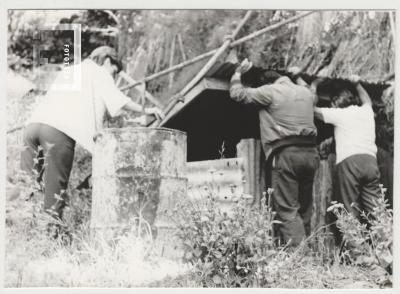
[310,153,336,249]
[311,160,332,229]
[236,138,265,206]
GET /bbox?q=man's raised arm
[349,75,372,105]
[230,58,273,107]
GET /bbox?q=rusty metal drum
[91,127,187,242]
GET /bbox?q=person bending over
[20,46,163,220]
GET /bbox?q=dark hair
[259,70,282,85]
[332,89,361,108]
[107,58,123,73]
[89,46,123,73]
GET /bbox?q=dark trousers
[335,154,381,219]
[271,146,319,246]
[21,123,75,218]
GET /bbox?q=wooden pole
[383,72,395,83]
[168,34,177,89]
[389,11,396,44]
[231,11,314,46]
[6,126,23,134]
[119,47,218,91]
[177,34,187,61]
[154,10,253,126]
[119,11,315,92]
[155,36,163,73]
[171,13,251,95]
[389,11,396,69]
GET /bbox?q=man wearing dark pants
[314,75,380,220]
[230,59,319,247]
[335,155,380,218]
[271,146,319,242]
[20,46,163,221]
[21,123,76,218]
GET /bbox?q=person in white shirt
[20,46,163,220]
[314,75,380,219]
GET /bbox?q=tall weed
[327,185,393,284]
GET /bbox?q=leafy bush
[173,187,281,287]
[327,185,393,282]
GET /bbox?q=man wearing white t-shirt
[20,46,163,220]
[314,76,380,219]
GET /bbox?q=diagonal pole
[170,11,253,95]
[153,10,253,126]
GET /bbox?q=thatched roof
[287,11,394,83]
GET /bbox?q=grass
[142,241,386,289]
[143,229,389,289]
[5,221,191,287]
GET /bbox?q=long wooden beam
[154,10,254,125]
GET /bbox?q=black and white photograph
[3,5,397,290]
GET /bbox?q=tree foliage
[9,10,394,85]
